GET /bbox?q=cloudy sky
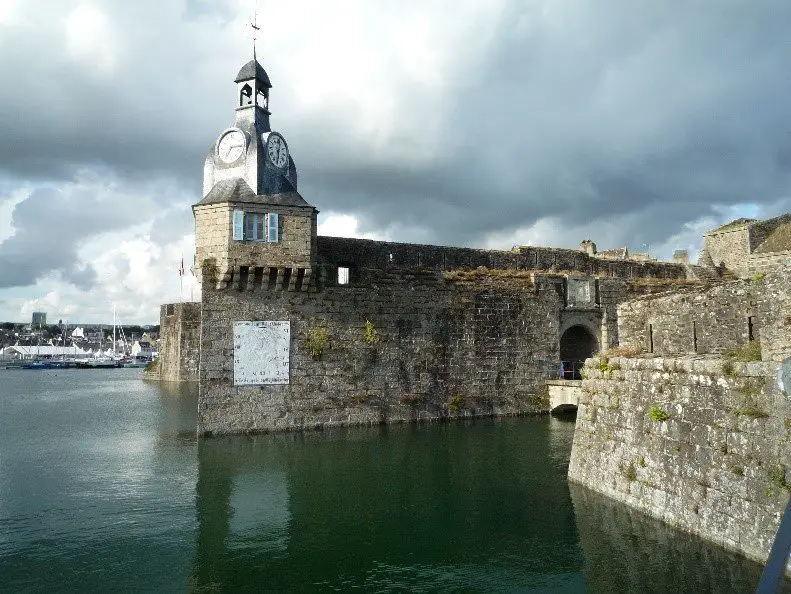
[1,0,790,324]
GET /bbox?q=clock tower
[193,55,318,291]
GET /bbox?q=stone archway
[559,325,599,380]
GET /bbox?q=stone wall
[617,262,791,359]
[568,355,791,573]
[316,236,687,280]
[702,224,752,277]
[198,266,566,436]
[149,302,201,382]
[745,250,791,279]
[194,231,693,436]
[699,215,791,279]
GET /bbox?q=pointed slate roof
[195,178,313,209]
[235,59,272,87]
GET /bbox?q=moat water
[0,369,788,593]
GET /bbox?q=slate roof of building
[196,178,313,208]
[235,59,272,86]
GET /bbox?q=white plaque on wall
[233,321,291,386]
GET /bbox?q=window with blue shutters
[232,211,281,243]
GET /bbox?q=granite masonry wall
[199,267,563,435]
[701,215,791,279]
[568,355,791,573]
[196,235,689,435]
[617,262,791,359]
[148,302,201,382]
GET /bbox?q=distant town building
[31,312,46,327]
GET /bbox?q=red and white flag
[178,256,185,277]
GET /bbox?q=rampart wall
[199,268,562,435]
[568,355,791,573]
[316,236,687,280]
[149,303,201,382]
[196,236,689,435]
[617,263,791,359]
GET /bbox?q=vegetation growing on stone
[448,392,464,414]
[442,266,534,288]
[731,381,769,418]
[628,278,702,290]
[306,326,329,357]
[767,465,790,492]
[596,357,621,373]
[620,462,637,482]
[527,387,549,408]
[721,360,738,377]
[647,405,670,422]
[363,319,379,345]
[726,340,762,362]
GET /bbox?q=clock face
[217,130,246,164]
[267,133,289,169]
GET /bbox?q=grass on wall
[725,340,762,362]
[647,405,670,422]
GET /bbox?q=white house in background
[131,341,156,360]
[1,345,91,360]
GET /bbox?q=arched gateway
[559,325,599,380]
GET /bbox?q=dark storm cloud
[0,187,143,289]
[294,0,791,248]
[1,0,791,266]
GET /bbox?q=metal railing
[559,360,584,381]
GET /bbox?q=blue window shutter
[232,210,244,241]
[268,213,279,243]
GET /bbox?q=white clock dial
[217,130,246,164]
[267,134,289,168]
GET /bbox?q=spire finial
[248,4,261,62]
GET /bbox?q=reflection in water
[3,370,785,593]
[192,420,587,592]
[570,483,791,594]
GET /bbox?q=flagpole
[179,254,184,303]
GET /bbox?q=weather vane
[248,2,261,61]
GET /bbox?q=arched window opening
[256,88,268,109]
[240,84,253,107]
[559,325,599,380]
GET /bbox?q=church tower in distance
[193,55,317,291]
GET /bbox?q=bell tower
[193,39,317,292]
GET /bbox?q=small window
[166,304,175,316]
[338,267,350,285]
[245,213,265,241]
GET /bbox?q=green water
[0,369,787,593]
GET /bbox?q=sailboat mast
[113,305,117,356]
